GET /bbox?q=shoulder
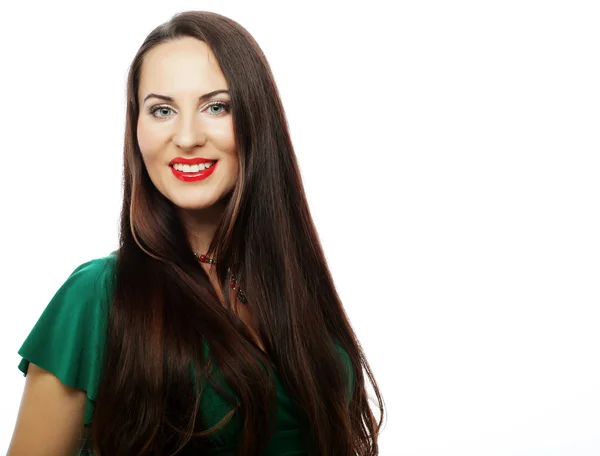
[68,250,118,289]
[73,249,118,272]
[18,250,119,359]
[50,251,118,305]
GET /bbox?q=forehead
[138,37,228,99]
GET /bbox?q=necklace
[193,252,248,304]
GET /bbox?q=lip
[169,157,216,165]
[170,161,218,182]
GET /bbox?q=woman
[10,11,385,455]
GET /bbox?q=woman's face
[136,36,238,211]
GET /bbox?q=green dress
[17,251,354,455]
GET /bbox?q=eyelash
[148,101,230,119]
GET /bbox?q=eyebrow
[142,89,230,105]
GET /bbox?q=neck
[177,198,228,255]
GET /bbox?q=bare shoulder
[8,362,89,455]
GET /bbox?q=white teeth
[173,161,215,172]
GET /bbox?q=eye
[149,105,174,119]
[205,101,230,115]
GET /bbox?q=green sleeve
[17,253,116,427]
[333,341,355,405]
[342,348,355,405]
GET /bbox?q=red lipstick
[170,158,218,182]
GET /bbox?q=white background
[1,1,599,455]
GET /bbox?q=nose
[172,115,207,149]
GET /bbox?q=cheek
[212,119,237,152]
[137,120,161,161]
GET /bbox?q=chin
[170,195,222,211]
[174,201,216,211]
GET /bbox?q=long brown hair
[91,10,385,455]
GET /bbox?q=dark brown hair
[90,10,385,455]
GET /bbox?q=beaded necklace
[193,252,248,304]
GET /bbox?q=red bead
[199,254,207,262]
[230,280,236,288]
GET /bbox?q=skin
[8,363,89,454]
[137,36,238,261]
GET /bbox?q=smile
[172,161,216,172]
[170,161,218,182]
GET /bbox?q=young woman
[10,11,385,456]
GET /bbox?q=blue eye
[148,101,230,119]
[149,105,174,118]
[206,101,230,115]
